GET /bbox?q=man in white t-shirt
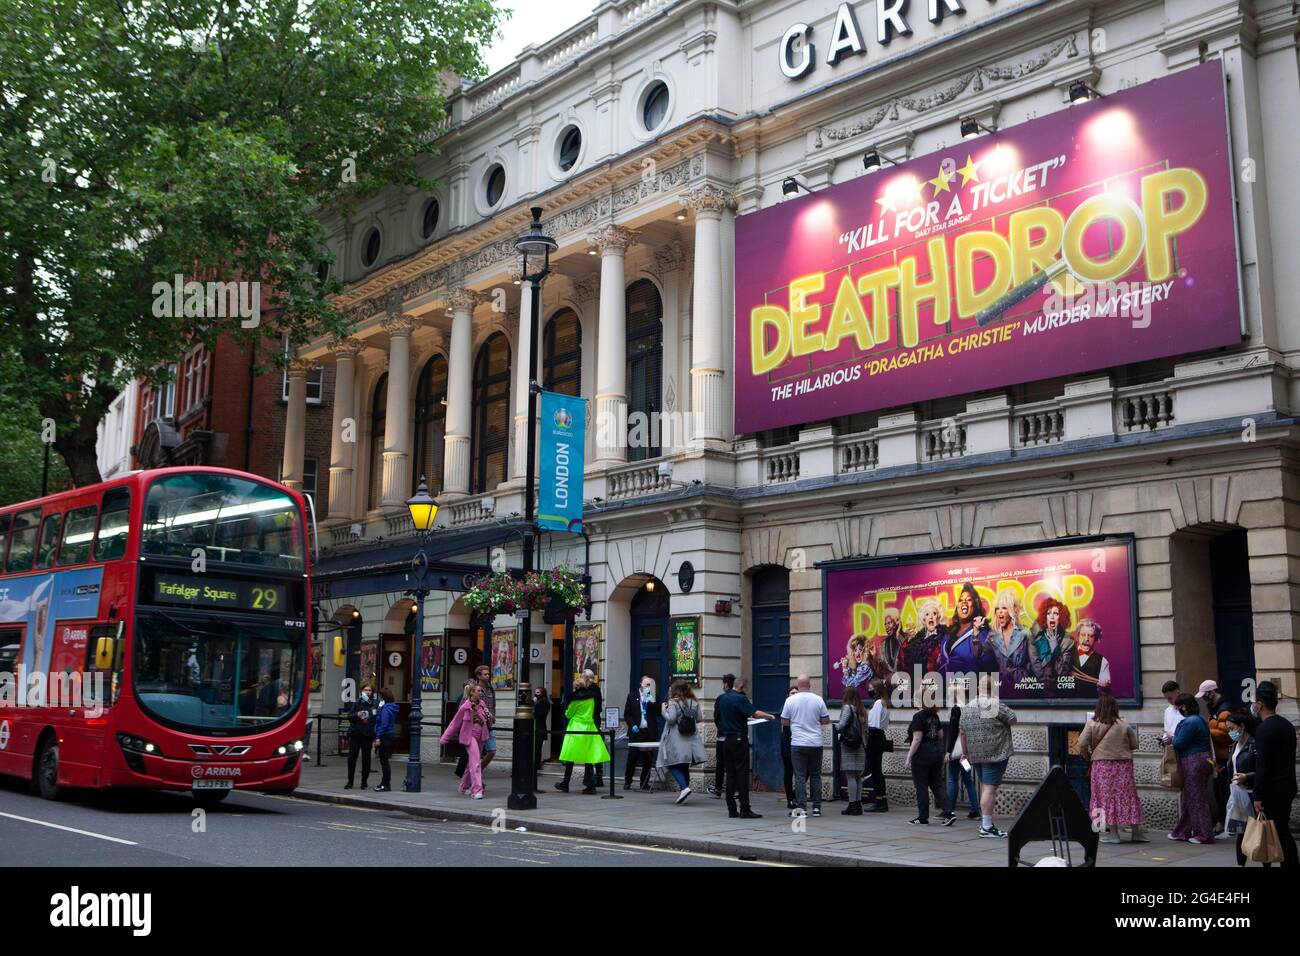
[780,674,830,817]
[1160,680,1183,745]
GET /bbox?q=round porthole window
[485,164,506,207]
[642,81,670,131]
[557,126,582,173]
[362,228,382,268]
[421,198,440,239]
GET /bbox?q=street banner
[734,62,1241,433]
[490,628,516,692]
[823,538,1138,705]
[538,390,585,533]
[573,622,602,678]
[670,616,701,684]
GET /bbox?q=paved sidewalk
[293,761,1237,867]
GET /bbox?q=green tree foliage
[0,0,502,486]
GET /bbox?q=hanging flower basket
[463,565,586,619]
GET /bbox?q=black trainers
[738,810,762,819]
[979,825,1008,839]
[373,785,390,793]
[553,781,569,793]
[941,813,957,827]
[908,816,929,825]
[581,786,598,795]
[344,782,354,790]
[811,807,821,817]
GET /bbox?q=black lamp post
[509,207,557,811]
[403,476,440,793]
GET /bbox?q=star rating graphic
[957,154,982,186]
[928,165,954,196]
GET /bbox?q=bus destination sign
[152,574,289,614]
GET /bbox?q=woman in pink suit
[440,680,491,798]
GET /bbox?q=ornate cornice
[653,239,691,276]
[813,34,1081,147]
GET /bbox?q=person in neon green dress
[555,673,610,793]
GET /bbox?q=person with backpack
[344,682,377,790]
[657,679,707,804]
[837,685,868,815]
[715,675,775,818]
[904,685,954,826]
[371,688,399,793]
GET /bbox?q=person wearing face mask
[344,682,377,790]
[371,688,399,793]
[1168,692,1215,844]
[623,677,660,792]
[1224,710,1259,866]
[532,687,551,793]
[1248,682,1298,868]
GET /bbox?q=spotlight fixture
[782,177,809,197]
[1068,80,1102,105]
[862,150,899,173]
[645,579,656,592]
[960,117,993,140]
[675,210,687,221]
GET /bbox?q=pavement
[293,758,1241,867]
[0,774,761,867]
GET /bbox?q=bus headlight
[276,740,305,756]
[116,733,161,755]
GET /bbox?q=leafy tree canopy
[0,0,503,491]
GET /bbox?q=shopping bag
[1242,814,1284,865]
[1159,745,1182,789]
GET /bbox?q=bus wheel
[36,737,64,801]
[192,790,230,808]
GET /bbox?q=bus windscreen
[140,474,303,569]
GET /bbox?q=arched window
[625,279,663,461]
[412,355,447,495]
[543,309,582,396]
[471,333,511,494]
[368,374,387,511]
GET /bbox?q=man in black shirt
[1250,682,1297,868]
[715,674,776,819]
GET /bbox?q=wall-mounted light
[862,150,899,173]
[675,210,687,221]
[961,117,994,140]
[645,578,656,593]
[1068,80,1102,105]
[782,177,810,197]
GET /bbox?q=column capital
[286,357,315,378]
[328,337,365,360]
[586,223,636,256]
[654,240,691,276]
[381,314,419,337]
[446,286,481,314]
[571,274,599,302]
[507,263,525,284]
[680,183,737,218]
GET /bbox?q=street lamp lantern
[402,474,439,794]
[405,477,440,531]
[515,206,558,263]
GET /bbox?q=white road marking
[0,811,138,846]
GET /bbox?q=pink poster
[734,63,1240,433]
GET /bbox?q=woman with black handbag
[864,679,892,812]
[657,680,706,804]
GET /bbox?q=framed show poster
[670,616,700,684]
[419,633,442,694]
[358,640,378,685]
[489,628,516,692]
[309,640,322,692]
[572,622,602,679]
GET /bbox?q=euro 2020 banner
[823,539,1138,705]
[538,390,585,533]
[734,62,1241,433]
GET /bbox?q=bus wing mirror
[95,636,116,671]
[332,635,346,668]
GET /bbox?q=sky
[482,0,599,75]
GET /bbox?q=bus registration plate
[192,779,234,791]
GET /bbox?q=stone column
[443,288,478,495]
[379,315,417,509]
[326,339,363,518]
[280,359,310,490]
[683,185,734,445]
[589,223,635,465]
[511,270,536,481]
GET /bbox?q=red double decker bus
[0,467,311,806]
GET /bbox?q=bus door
[0,625,24,775]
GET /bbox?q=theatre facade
[282,0,1300,819]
